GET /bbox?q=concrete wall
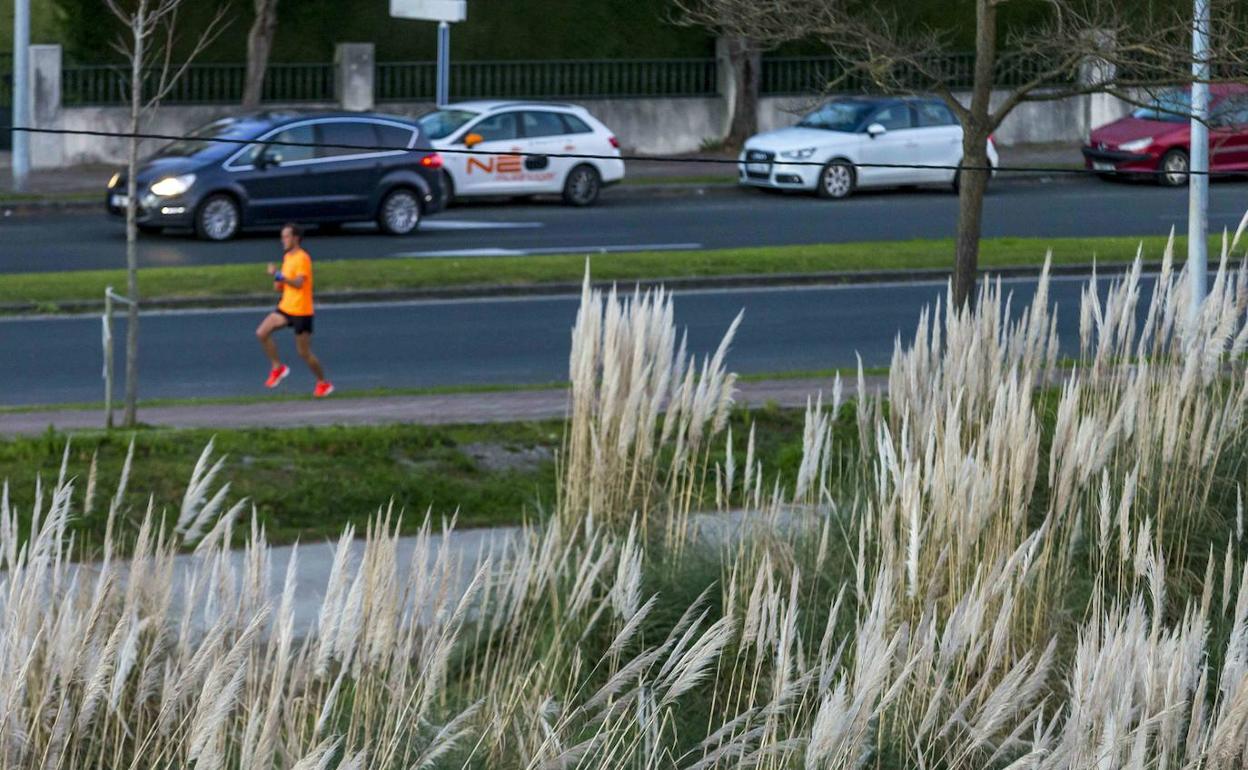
[379,97,726,156]
[758,90,1135,146]
[24,43,1133,167]
[43,89,1118,166]
[51,102,339,167]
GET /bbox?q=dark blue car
[106,111,446,240]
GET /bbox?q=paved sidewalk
[0,152,113,195]
[90,508,804,638]
[1,376,879,436]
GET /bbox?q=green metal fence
[761,54,1073,96]
[59,53,1075,107]
[62,62,335,106]
[378,58,718,101]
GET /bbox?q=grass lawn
[0,406,810,549]
[0,235,1202,311]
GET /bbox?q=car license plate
[746,162,770,174]
[1092,161,1115,172]
[110,194,129,208]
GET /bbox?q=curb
[0,260,1157,317]
[0,166,1087,216]
[1,198,99,216]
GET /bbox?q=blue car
[106,110,446,240]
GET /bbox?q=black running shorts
[277,309,314,335]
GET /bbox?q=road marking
[1158,211,1246,220]
[419,220,544,231]
[390,242,704,258]
[0,270,1156,322]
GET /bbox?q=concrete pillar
[1078,30,1117,137]
[29,44,62,169]
[334,43,374,112]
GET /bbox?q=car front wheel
[1160,149,1189,187]
[194,194,241,241]
[817,160,855,199]
[377,188,422,235]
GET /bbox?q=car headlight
[1118,137,1153,153]
[779,147,818,160]
[107,172,121,189]
[150,173,195,197]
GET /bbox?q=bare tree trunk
[954,130,991,308]
[242,0,279,107]
[951,0,998,309]
[123,10,144,428]
[724,35,760,149]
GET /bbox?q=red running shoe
[313,380,335,398]
[265,364,289,389]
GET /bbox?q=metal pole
[1188,0,1211,322]
[436,21,450,107]
[11,0,30,191]
[104,287,114,429]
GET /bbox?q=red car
[1083,84,1248,186]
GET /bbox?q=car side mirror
[866,123,887,139]
[463,133,484,148]
[258,148,282,169]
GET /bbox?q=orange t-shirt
[277,247,314,316]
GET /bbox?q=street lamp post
[11,0,30,191]
[1188,0,1211,323]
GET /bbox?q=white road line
[390,242,704,258]
[1157,211,1246,220]
[418,220,544,231]
[0,270,1156,322]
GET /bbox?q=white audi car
[739,96,998,199]
[417,101,625,206]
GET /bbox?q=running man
[256,223,334,397]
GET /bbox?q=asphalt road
[3,177,1248,273]
[1,275,1145,406]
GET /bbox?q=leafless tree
[105,0,228,427]
[674,3,784,149]
[674,0,1248,307]
[242,0,280,107]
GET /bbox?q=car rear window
[522,111,568,138]
[317,121,377,157]
[560,114,594,134]
[375,122,415,150]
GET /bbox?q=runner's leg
[295,331,326,381]
[256,312,288,366]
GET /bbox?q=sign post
[391,0,467,107]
